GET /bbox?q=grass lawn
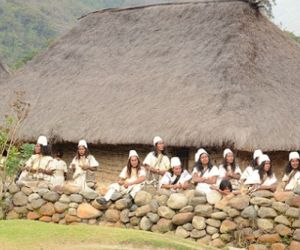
[0,220,217,250]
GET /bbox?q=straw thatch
[0,60,10,79]
[0,0,300,151]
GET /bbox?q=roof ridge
[78,0,248,20]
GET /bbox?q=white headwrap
[194,148,208,162]
[258,154,270,166]
[253,149,263,160]
[171,157,181,167]
[153,136,163,146]
[37,136,48,146]
[289,151,300,161]
[223,148,233,158]
[128,150,139,159]
[78,139,88,148]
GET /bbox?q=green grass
[0,220,215,250]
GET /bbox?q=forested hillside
[0,0,171,68]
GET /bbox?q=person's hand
[270,185,276,192]
[123,183,131,188]
[37,168,44,173]
[174,183,182,190]
[150,167,158,173]
[225,173,231,179]
[193,174,203,183]
[81,165,89,171]
[48,169,55,175]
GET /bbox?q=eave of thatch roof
[1,1,300,151]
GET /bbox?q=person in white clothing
[17,136,54,185]
[244,154,277,192]
[69,139,99,193]
[143,136,170,185]
[240,149,263,182]
[96,150,146,205]
[192,148,219,194]
[282,152,300,191]
[50,149,67,187]
[159,157,191,192]
[217,148,242,190]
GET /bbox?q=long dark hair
[153,143,168,157]
[250,158,260,170]
[194,154,213,175]
[41,145,51,156]
[285,160,300,174]
[258,161,273,180]
[76,146,90,159]
[219,180,232,192]
[222,155,236,173]
[126,157,141,178]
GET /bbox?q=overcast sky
[273,0,300,35]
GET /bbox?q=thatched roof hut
[1,0,300,153]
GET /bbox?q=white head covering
[171,157,181,168]
[289,151,300,161]
[194,148,208,162]
[258,154,270,166]
[153,136,163,146]
[253,149,263,160]
[37,136,47,146]
[223,148,233,158]
[78,139,88,148]
[128,150,139,159]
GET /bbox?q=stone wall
[2,182,300,250]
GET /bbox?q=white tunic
[18,154,54,183]
[70,155,99,193]
[143,152,170,182]
[240,166,256,181]
[282,171,300,191]
[159,169,192,190]
[50,159,67,187]
[217,164,242,187]
[119,166,146,182]
[104,166,146,200]
[143,152,170,171]
[192,166,219,194]
[244,170,277,186]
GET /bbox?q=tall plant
[0,91,30,194]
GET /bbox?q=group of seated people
[17,136,99,193]
[14,135,300,205]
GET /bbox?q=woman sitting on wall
[217,148,242,190]
[143,136,170,187]
[240,149,263,182]
[69,139,99,193]
[244,154,277,192]
[159,157,191,192]
[96,150,146,205]
[192,148,219,194]
[281,152,300,191]
[17,136,54,185]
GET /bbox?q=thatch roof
[0,60,10,78]
[1,0,300,151]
